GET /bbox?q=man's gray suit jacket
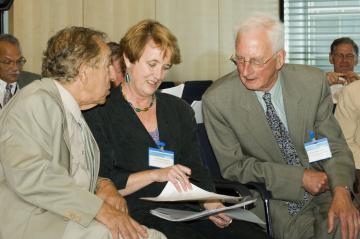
[203,64,355,239]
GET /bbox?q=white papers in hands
[141,181,242,203]
[150,198,265,224]
[160,84,184,98]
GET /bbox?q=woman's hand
[203,200,233,228]
[151,164,192,192]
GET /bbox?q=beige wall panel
[84,0,155,42]
[11,0,83,74]
[156,0,219,82]
[219,0,279,77]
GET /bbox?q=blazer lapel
[281,71,306,165]
[156,93,172,148]
[237,88,284,163]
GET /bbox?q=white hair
[234,13,284,53]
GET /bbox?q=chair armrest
[213,178,252,198]
[246,182,272,201]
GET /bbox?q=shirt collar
[54,80,82,123]
[0,79,18,94]
[255,74,282,97]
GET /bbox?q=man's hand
[96,179,128,214]
[328,186,360,239]
[302,169,329,195]
[95,202,147,239]
[344,71,360,84]
[326,71,360,85]
[327,72,347,85]
[203,200,233,228]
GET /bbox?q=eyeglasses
[332,53,356,61]
[0,57,27,67]
[230,51,278,69]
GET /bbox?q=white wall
[10,0,279,82]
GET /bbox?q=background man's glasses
[0,57,27,67]
[333,53,356,61]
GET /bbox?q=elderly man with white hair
[203,13,359,239]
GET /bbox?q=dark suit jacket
[17,71,41,88]
[84,86,215,214]
[0,71,40,109]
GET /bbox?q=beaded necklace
[121,85,155,112]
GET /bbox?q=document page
[141,181,242,203]
[150,198,265,224]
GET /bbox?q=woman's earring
[125,72,131,83]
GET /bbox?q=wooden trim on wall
[279,0,284,22]
[8,3,13,33]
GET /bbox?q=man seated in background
[327,37,359,85]
[0,26,164,239]
[0,34,32,109]
[203,13,359,239]
[327,37,359,104]
[335,80,360,198]
[108,41,123,88]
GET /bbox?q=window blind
[284,0,360,73]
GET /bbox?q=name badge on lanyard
[148,141,174,168]
[304,131,332,163]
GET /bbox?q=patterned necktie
[3,84,13,107]
[262,92,309,216]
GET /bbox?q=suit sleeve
[0,93,102,227]
[335,84,360,169]
[203,94,305,201]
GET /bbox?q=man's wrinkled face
[0,41,23,83]
[235,29,285,92]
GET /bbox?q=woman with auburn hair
[85,19,266,239]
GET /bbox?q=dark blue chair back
[182,80,213,104]
[196,123,223,179]
[159,81,176,90]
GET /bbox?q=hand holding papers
[141,181,242,203]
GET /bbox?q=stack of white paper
[143,182,264,224]
[150,198,264,224]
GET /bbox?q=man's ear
[77,63,88,86]
[329,53,334,64]
[276,49,286,70]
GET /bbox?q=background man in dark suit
[203,13,359,239]
[0,34,37,109]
